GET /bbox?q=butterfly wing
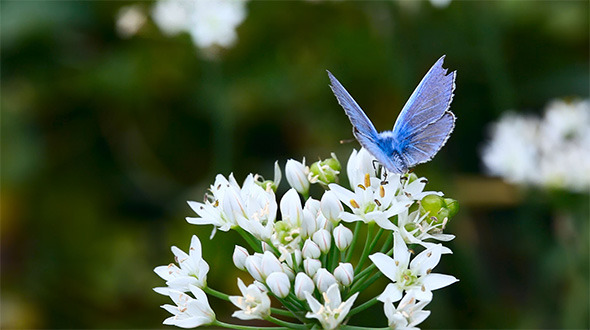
[392,56,456,167]
[400,111,455,167]
[327,71,401,172]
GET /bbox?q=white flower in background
[430,0,451,9]
[229,278,271,320]
[154,235,209,293]
[369,232,458,302]
[116,5,147,38]
[152,0,248,49]
[304,283,359,330]
[482,98,590,192]
[286,159,311,196]
[383,292,431,330]
[160,286,215,328]
[482,112,539,184]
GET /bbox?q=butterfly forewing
[392,56,456,140]
[327,71,379,141]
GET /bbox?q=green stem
[354,223,374,275]
[347,296,379,317]
[213,320,286,330]
[379,231,393,253]
[204,286,230,301]
[236,227,262,253]
[345,222,362,263]
[368,227,384,254]
[265,316,308,329]
[329,243,340,272]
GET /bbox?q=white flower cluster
[154,148,459,329]
[482,99,590,192]
[152,0,248,50]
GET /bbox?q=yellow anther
[379,185,385,198]
[364,173,371,188]
[350,199,360,209]
[357,184,366,190]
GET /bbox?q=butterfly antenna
[340,138,355,144]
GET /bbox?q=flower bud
[261,251,282,278]
[308,153,341,186]
[301,209,318,239]
[321,190,343,223]
[221,187,246,224]
[314,268,338,293]
[266,272,291,298]
[285,159,310,196]
[245,254,264,282]
[281,263,295,281]
[303,258,321,277]
[334,263,354,286]
[333,224,353,251]
[304,198,321,217]
[280,188,303,227]
[420,194,459,225]
[233,245,249,270]
[294,272,315,300]
[302,239,321,259]
[312,229,331,254]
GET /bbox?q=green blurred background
[1,0,588,328]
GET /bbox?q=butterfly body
[328,56,456,174]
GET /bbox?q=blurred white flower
[160,286,215,328]
[429,0,451,9]
[152,0,248,50]
[482,98,590,192]
[116,5,147,38]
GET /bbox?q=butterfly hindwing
[400,111,455,167]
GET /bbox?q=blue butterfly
[328,55,456,174]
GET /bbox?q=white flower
[116,5,146,38]
[294,272,315,300]
[482,112,540,185]
[260,251,283,278]
[482,99,590,192]
[384,292,431,330]
[154,235,209,292]
[152,0,248,49]
[304,283,359,330]
[244,253,264,282]
[229,278,271,320]
[230,175,278,241]
[397,209,455,253]
[266,272,291,298]
[314,268,338,293]
[186,173,241,235]
[346,148,378,188]
[369,232,458,302]
[280,188,304,227]
[329,177,407,229]
[160,285,215,328]
[333,263,354,287]
[285,159,310,195]
[430,0,451,8]
[333,224,353,251]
